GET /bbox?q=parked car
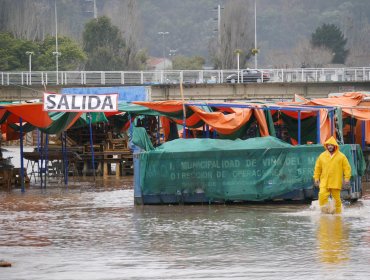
[225,69,270,83]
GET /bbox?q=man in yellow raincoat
[313,136,351,214]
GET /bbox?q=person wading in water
[313,136,351,214]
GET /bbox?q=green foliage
[172,55,205,70]
[83,16,126,70]
[311,23,348,64]
[134,49,149,70]
[0,33,38,70]
[37,36,86,71]
[0,32,86,71]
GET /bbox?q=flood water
[1,177,370,280]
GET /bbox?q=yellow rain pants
[319,188,342,214]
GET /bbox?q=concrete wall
[0,85,61,101]
[1,82,370,102]
[149,82,370,101]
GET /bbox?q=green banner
[139,137,364,201]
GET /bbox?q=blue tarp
[61,86,149,102]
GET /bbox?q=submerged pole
[44,134,49,189]
[37,129,40,151]
[62,132,68,186]
[40,131,44,189]
[19,117,25,192]
[88,113,96,180]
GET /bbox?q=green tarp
[132,126,154,151]
[139,136,365,201]
[8,112,108,134]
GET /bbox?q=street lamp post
[25,51,34,85]
[234,49,242,83]
[169,49,178,57]
[254,0,258,69]
[158,31,169,70]
[53,51,61,84]
[93,0,97,18]
[54,0,62,84]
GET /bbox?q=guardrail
[1,67,370,86]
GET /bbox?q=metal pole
[206,124,210,138]
[350,116,355,144]
[37,129,40,151]
[361,121,366,149]
[93,0,97,18]
[62,132,68,186]
[54,0,60,84]
[44,134,49,189]
[254,0,257,69]
[298,110,301,145]
[316,110,321,144]
[26,51,33,85]
[158,32,169,70]
[162,34,165,70]
[330,110,334,136]
[88,113,96,180]
[217,5,221,45]
[39,132,44,189]
[19,117,25,193]
[29,54,31,76]
[237,52,240,83]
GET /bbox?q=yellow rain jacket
[313,136,351,189]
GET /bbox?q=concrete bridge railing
[1,67,370,86]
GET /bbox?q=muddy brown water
[0,177,369,279]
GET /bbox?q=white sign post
[43,93,118,112]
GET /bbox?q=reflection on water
[1,182,370,280]
[317,215,349,264]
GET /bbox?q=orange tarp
[134,101,184,113]
[190,106,253,135]
[319,109,331,143]
[135,101,271,136]
[1,103,52,128]
[308,92,364,107]
[172,110,203,127]
[251,107,270,136]
[276,92,370,143]
[309,92,370,121]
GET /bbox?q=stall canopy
[134,100,275,139]
[2,92,370,144]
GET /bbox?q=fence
[1,67,370,86]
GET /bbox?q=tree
[134,49,149,70]
[346,20,370,66]
[172,56,205,70]
[36,35,86,71]
[209,0,254,69]
[0,32,39,70]
[83,16,126,70]
[0,32,22,70]
[101,0,142,69]
[0,32,86,71]
[311,23,349,64]
[291,39,333,68]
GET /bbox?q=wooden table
[23,151,82,181]
[81,150,133,177]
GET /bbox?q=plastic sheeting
[62,86,149,102]
[139,137,365,201]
